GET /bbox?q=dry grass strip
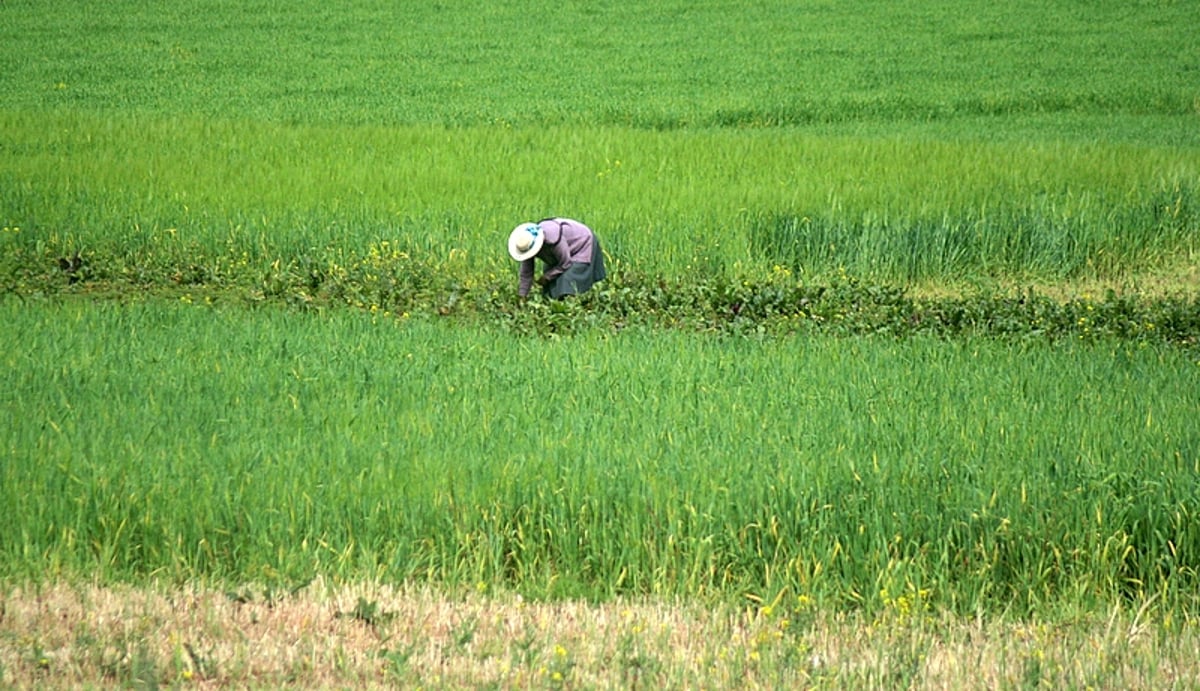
[2,580,1198,689]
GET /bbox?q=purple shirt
[518,218,597,297]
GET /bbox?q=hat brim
[508,226,545,261]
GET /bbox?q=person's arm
[518,258,535,297]
[516,256,535,293]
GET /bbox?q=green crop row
[5,234,1199,347]
[2,0,1195,133]
[3,111,1198,286]
[2,298,1197,614]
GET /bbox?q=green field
[4,297,1199,610]
[3,0,1196,132]
[2,0,1198,284]
[3,0,1200,687]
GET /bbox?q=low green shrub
[4,241,1197,347]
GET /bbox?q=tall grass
[3,111,1197,283]
[3,0,1199,284]
[3,298,1197,613]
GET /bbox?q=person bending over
[508,217,606,299]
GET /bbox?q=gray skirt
[545,238,607,299]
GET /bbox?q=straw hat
[507,222,544,261]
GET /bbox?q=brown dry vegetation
[2,581,1198,689]
[906,253,1200,303]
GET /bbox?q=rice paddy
[2,0,1198,687]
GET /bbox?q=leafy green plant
[341,596,396,631]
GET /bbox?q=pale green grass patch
[4,111,1196,282]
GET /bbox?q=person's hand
[536,275,549,287]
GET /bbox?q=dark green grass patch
[5,234,1200,346]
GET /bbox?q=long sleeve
[518,218,596,296]
[518,258,535,297]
